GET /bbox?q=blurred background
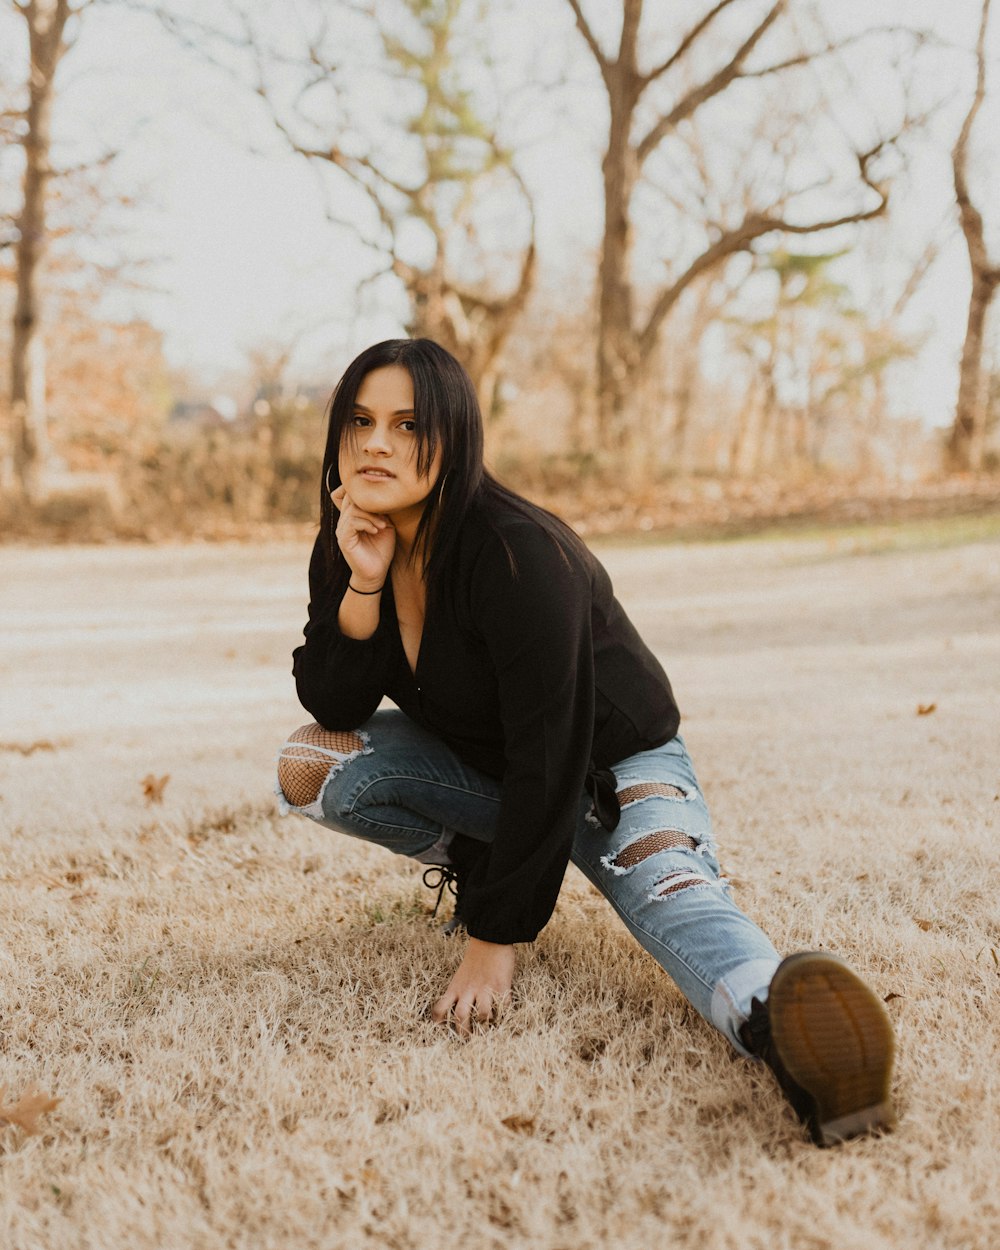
[2,0,999,542]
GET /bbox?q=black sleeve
[291,532,393,731]
[459,522,595,944]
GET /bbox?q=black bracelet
[348,582,385,595]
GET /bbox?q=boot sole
[768,952,897,1146]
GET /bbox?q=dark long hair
[319,338,583,598]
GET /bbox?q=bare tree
[724,245,923,477]
[948,0,999,473]
[222,0,536,414]
[565,0,907,452]
[2,1,100,499]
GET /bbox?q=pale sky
[6,0,1000,426]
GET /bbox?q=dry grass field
[1,521,998,1250]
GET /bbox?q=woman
[276,338,896,1148]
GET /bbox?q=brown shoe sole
[768,952,897,1146]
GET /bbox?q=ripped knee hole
[277,723,366,808]
[607,829,697,869]
[651,869,716,897]
[617,781,688,806]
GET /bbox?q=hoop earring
[437,470,450,504]
[325,463,335,498]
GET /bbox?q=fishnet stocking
[653,870,712,897]
[277,723,366,808]
[610,829,697,868]
[617,782,687,805]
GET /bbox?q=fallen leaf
[915,918,933,931]
[501,1114,536,1135]
[883,992,903,1003]
[141,774,170,804]
[0,1085,60,1135]
[917,703,937,716]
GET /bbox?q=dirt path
[3,532,996,849]
[1,531,998,1249]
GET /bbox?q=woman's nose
[363,424,391,455]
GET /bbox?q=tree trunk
[857,373,886,476]
[404,239,535,421]
[949,0,998,473]
[948,274,994,471]
[756,400,776,473]
[572,0,891,463]
[585,0,644,455]
[667,282,708,470]
[729,375,759,475]
[671,363,694,471]
[9,1,69,501]
[596,108,639,452]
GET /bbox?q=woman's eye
[351,414,371,427]
[399,419,417,432]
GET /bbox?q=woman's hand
[331,484,395,588]
[431,938,515,1037]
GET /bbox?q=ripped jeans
[276,709,780,1053]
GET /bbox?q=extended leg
[574,734,896,1146]
[572,735,780,1053]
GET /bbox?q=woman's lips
[359,468,395,479]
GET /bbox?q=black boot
[739,952,897,1147]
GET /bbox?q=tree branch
[355,260,396,294]
[53,146,118,178]
[952,0,996,281]
[641,0,742,87]
[636,0,784,166]
[889,234,940,321]
[638,140,890,358]
[448,164,536,318]
[242,34,412,258]
[268,96,415,202]
[736,24,935,79]
[565,0,609,77]
[618,0,642,75]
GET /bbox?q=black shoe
[739,951,897,1147]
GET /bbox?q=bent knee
[277,722,368,808]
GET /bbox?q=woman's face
[338,364,442,522]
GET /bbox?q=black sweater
[292,502,680,944]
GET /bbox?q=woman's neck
[391,502,436,575]
[391,517,421,567]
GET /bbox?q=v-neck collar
[384,572,424,685]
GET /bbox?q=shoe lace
[421,865,459,918]
[740,996,771,1055]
